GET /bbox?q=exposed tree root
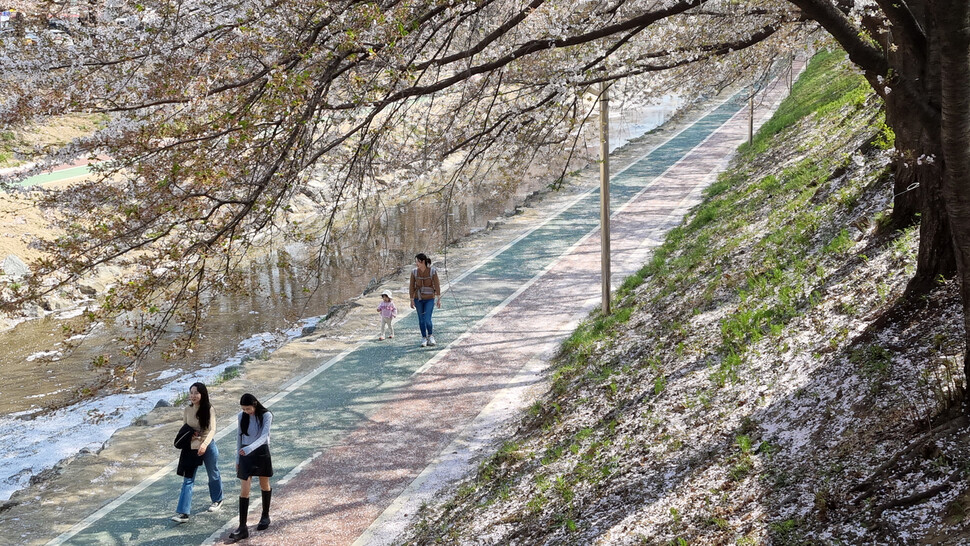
[851,417,966,505]
[872,470,962,519]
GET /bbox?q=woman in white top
[228,393,273,542]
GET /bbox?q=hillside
[398,51,970,544]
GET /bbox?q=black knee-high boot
[256,489,272,530]
[228,496,249,542]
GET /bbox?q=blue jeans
[176,441,223,515]
[414,298,435,338]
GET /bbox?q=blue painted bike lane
[48,92,749,546]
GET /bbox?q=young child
[377,289,397,340]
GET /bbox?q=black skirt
[237,444,273,479]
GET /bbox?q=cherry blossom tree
[0,0,804,392]
[4,0,969,396]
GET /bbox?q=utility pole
[599,80,611,316]
[748,93,754,145]
[788,55,795,91]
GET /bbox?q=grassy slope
[402,51,970,545]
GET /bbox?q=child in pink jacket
[377,290,397,340]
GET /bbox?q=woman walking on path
[172,382,224,523]
[229,393,274,542]
[409,253,441,347]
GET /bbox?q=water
[0,192,524,417]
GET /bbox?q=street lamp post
[584,79,613,316]
[748,94,754,145]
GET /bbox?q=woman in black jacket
[172,382,224,523]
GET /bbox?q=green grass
[476,441,525,484]
[872,121,895,150]
[710,350,744,386]
[822,228,852,255]
[213,365,241,385]
[742,49,870,156]
[850,344,893,378]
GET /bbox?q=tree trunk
[930,0,970,396]
[903,117,954,296]
[883,0,956,296]
[878,7,921,227]
[890,102,955,297]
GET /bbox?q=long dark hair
[415,253,431,268]
[190,382,212,431]
[239,392,270,431]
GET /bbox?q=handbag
[173,423,196,450]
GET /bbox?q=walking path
[44,67,797,546]
[2,157,96,187]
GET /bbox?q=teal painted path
[48,92,752,546]
[19,165,90,186]
[2,163,93,187]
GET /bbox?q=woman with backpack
[228,393,274,542]
[409,252,441,347]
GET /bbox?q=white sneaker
[427,335,437,346]
[171,513,189,523]
[421,337,428,347]
[208,500,222,512]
